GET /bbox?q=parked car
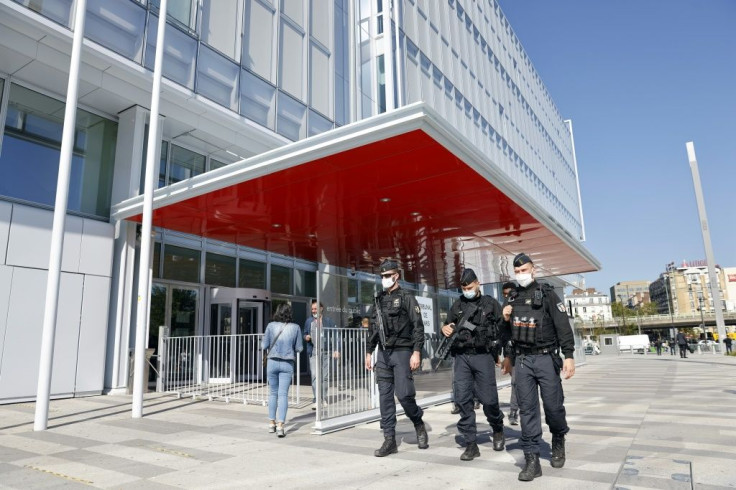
[584,344,600,355]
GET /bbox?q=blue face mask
[462,289,478,300]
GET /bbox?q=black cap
[512,253,533,268]
[379,259,399,273]
[501,281,517,291]
[459,268,478,286]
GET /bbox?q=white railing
[312,327,377,421]
[158,330,301,406]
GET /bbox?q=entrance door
[236,301,263,381]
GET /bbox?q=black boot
[509,409,519,426]
[374,437,397,457]
[415,423,429,449]
[551,434,566,468]
[460,442,480,461]
[518,453,542,481]
[492,429,505,451]
[450,403,460,414]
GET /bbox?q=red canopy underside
[132,129,593,287]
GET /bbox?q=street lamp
[617,294,627,333]
[697,291,705,339]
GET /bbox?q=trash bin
[127,348,156,394]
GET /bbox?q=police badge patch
[415,306,420,314]
[556,302,566,313]
[393,298,401,308]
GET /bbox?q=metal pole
[34,0,88,432]
[686,142,727,346]
[392,0,403,108]
[133,0,168,418]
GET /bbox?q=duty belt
[515,345,557,356]
[457,347,490,356]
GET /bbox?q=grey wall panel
[78,219,114,277]
[0,268,83,401]
[0,266,13,375]
[75,275,110,394]
[51,273,84,395]
[5,205,84,273]
[0,202,12,265]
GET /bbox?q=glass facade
[20,0,340,142]
[0,83,117,218]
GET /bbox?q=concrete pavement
[1,354,735,489]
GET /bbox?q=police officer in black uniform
[503,253,576,482]
[365,259,428,457]
[441,268,508,460]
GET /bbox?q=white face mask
[312,312,318,318]
[381,275,396,289]
[516,272,533,288]
[462,289,478,300]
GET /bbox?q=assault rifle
[433,303,479,372]
[373,294,387,348]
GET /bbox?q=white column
[34,0,88,431]
[132,0,168,418]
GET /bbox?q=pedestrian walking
[263,303,303,437]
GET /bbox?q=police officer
[441,268,508,460]
[365,259,428,457]
[502,253,575,482]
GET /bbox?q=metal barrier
[313,327,377,422]
[158,329,301,406]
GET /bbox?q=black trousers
[375,349,423,438]
[515,353,569,455]
[453,352,504,442]
[679,344,688,357]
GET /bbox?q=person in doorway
[723,335,732,354]
[303,300,340,407]
[502,253,575,482]
[365,258,428,457]
[676,330,688,358]
[502,281,520,426]
[263,303,303,437]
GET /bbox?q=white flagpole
[132,0,168,418]
[34,0,88,432]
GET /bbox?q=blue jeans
[267,358,294,423]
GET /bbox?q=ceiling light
[380,197,391,203]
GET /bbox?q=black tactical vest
[508,286,546,346]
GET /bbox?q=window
[243,0,275,82]
[197,45,239,110]
[295,269,316,297]
[13,0,74,27]
[271,264,293,294]
[85,0,146,61]
[205,252,236,287]
[200,0,242,60]
[239,259,266,289]
[279,18,305,100]
[0,83,117,218]
[168,144,205,185]
[162,244,200,283]
[277,92,306,141]
[240,69,277,129]
[145,14,197,89]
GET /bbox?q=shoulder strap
[268,323,287,350]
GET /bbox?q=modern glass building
[0,0,598,411]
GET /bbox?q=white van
[618,334,650,353]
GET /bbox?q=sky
[496,0,736,294]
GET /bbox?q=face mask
[381,275,396,289]
[462,289,477,300]
[312,312,318,318]
[516,272,533,288]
